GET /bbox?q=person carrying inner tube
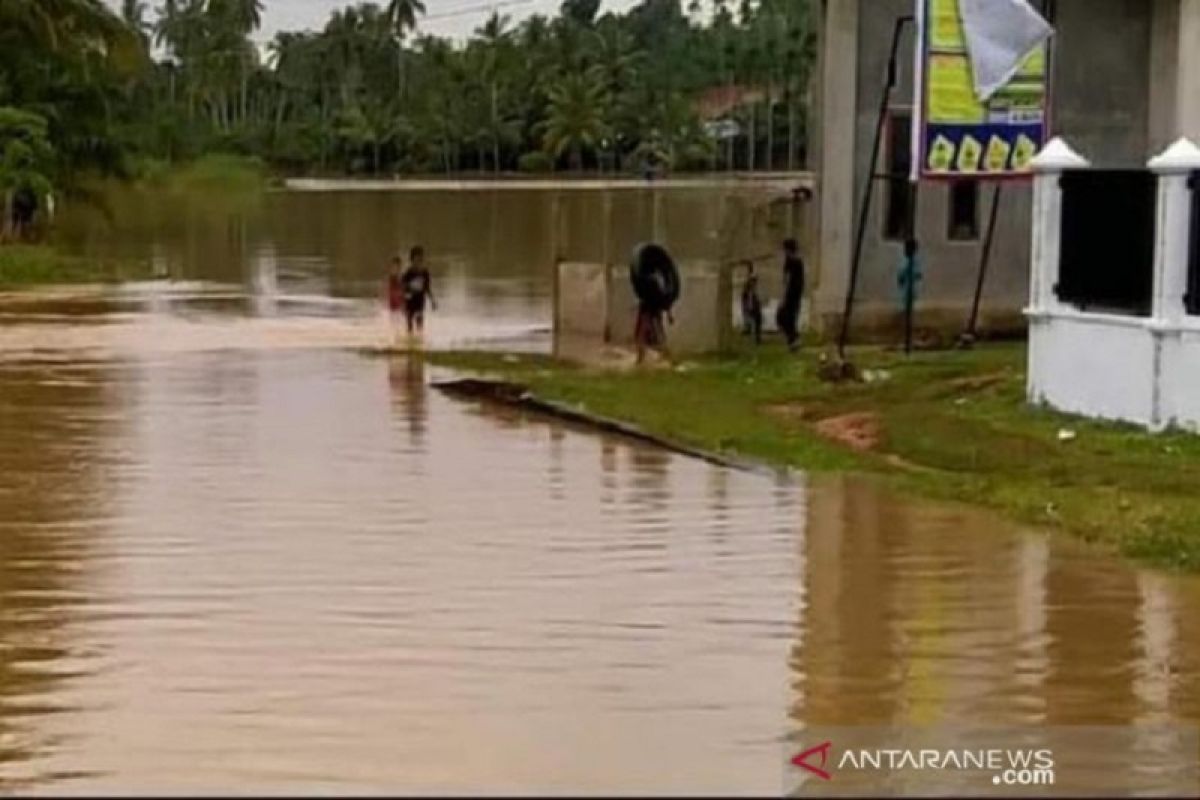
[775,237,806,351]
[630,243,679,365]
[635,285,673,364]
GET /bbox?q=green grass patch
[432,342,1200,572]
[134,153,269,194]
[0,245,149,287]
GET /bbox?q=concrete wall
[554,262,608,339]
[1028,311,1200,432]
[1158,331,1200,432]
[554,260,734,361]
[1027,313,1158,424]
[815,0,1169,341]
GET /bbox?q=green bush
[168,153,268,193]
[517,151,554,173]
[0,244,147,286]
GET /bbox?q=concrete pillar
[1179,0,1200,139]
[1152,0,1200,147]
[813,0,860,323]
[1149,0,1181,152]
[1027,138,1090,313]
[1148,139,1200,325]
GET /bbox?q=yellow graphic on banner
[957,135,982,172]
[985,136,1012,172]
[1012,133,1038,170]
[928,135,955,173]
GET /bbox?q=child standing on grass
[740,260,763,344]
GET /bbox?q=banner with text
[913,0,1050,180]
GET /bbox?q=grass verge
[0,244,149,287]
[432,342,1200,572]
[132,153,270,194]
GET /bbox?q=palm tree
[121,0,150,46]
[206,0,263,126]
[477,12,512,172]
[1,0,126,48]
[386,0,426,97]
[539,73,609,172]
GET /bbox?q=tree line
[2,0,814,219]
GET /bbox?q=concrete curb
[432,378,791,479]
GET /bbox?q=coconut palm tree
[0,0,128,50]
[121,0,150,47]
[386,0,426,97]
[539,72,609,172]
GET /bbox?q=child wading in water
[401,245,436,337]
[385,255,407,345]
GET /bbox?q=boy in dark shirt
[400,245,437,336]
[775,238,806,351]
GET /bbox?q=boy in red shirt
[385,255,406,344]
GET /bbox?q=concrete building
[811,0,1200,340]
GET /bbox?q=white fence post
[1147,139,1200,430]
[1148,139,1200,326]
[1027,138,1090,315]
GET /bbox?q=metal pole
[903,176,921,355]
[965,183,1003,341]
[904,262,915,354]
[837,15,913,361]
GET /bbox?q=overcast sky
[107,0,645,44]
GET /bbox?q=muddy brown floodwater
[0,188,1198,794]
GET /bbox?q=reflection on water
[0,347,810,792]
[0,187,1196,792]
[0,335,1197,792]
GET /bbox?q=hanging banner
[912,0,1051,180]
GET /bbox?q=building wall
[814,0,1166,340]
[1053,0,1153,165]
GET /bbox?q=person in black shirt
[775,238,805,351]
[400,245,437,336]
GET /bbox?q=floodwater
[0,188,1198,794]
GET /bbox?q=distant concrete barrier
[554,257,733,361]
[283,173,815,194]
[554,262,609,340]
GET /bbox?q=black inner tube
[629,243,680,312]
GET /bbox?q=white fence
[1027,137,1200,431]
